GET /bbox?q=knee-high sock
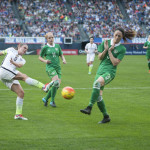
[25,77,44,89]
[88,80,100,107]
[50,80,59,102]
[89,64,93,73]
[97,96,108,117]
[16,97,23,115]
[51,86,57,102]
[44,88,52,101]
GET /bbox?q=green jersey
[97,39,126,76]
[144,41,150,57]
[40,44,63,71]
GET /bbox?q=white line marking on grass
[0,87,150,91]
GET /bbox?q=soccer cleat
[42,97,48,106]
[98,115,111,124]
[50,101,56,107]
[80,106,92,115]
[14,114,28,120]
[42,81,54,92]
[88,72,91,75]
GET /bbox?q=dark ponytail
[116,27,136,42]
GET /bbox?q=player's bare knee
[22,74,28,81]
[18,89,24,98]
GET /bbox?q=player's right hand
[46,60,51,64]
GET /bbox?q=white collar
[47,43,55,47]
[111,39,121,47]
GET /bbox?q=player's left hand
[63,60,67,64]
[10,58,14,64]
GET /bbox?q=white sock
[25,77,44,88]
[89,64,93,67]
[16,97,23,115]
[25,77,37,86]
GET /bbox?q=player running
[80,28,136,124]
[85,37,97,74]
[143,35,150,73]
[0,43,52,120]
[39,32,66,107]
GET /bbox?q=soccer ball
[61,86,75,100]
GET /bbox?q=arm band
[2,50,7,55]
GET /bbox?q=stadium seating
[0,0,149,39]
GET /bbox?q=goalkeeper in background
[85,37,97,75]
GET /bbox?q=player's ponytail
[116,28,136,42]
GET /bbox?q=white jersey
[1,47,26,72]
[85,43,97,54]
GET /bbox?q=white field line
[0,87,150,91]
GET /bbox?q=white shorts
[86,53,95,63]
[0,67,20,89]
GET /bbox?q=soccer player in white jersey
[0,43,52,120]
[85,37,97,74]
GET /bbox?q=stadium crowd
[0,0,24,37]
[18,0,80,41]
[125,0,150,35]
[0,0,149,40]
[70,0,147,38]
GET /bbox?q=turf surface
[0,55,150,150]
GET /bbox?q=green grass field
[0,55,150,150]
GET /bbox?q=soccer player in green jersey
[39,32,66,107]
[80,28,136,124]
[143,35,150,73]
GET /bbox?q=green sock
[44,89,52,101]
[89,86,100,107]
[97,99,108,117]
[51,86,57,102]
[148,62,150,70]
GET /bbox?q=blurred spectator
[18,0,80,41]
[0,0,24,37]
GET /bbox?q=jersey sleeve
[59,44,63,56]
[95,44,97,50]
[117,47,126,61]
[98,41,104,52]
[85,44,88,50]
[1,47,16,55]
[40,46,46,58]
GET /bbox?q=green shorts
[46,67,61,79]
[94,72,115,90]
[146,54,150,59]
